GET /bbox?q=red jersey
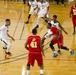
[50,26,59,36]
[50,27,63,47]
[71,6,76,26]
[27,35,41,52]
[71,6,76,17]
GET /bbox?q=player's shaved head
[48,23,52,27]
[47,23,52,29]
[32,28,37,35]
[5,19,10,22]
[53,15,57,21]
[32,25,39,35]
[5,19,11,26]
[53,15,57,18]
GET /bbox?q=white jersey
[29,0,38,9]
[50,20,59,28]
[38,1,49,12]
[0,25,8,39]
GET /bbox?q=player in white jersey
[0,19,15,57]
[25,0,38,24]
[36,0,49,26]
[49,15,68,34]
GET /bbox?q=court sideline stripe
[20,22,25,40]
[0,56,76,65]
[0,52,28,62]
[10,12,22,42]
[0,43,49,62]
[0,56,27,65]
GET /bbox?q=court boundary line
[10,12,22,42]
[20,22,26,40]
[24,70,50,75]
[0,55,76,65]
[44,58,76,61]
[0,56,27,65]
[0,43,49,62]
[0,52,28,62]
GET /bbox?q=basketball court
[0,1,76,75]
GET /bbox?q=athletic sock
[26,70,30,75]
[40,69,44,75]
[69,49,72,52]
[54,51,56,53]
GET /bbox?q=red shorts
[72,16,76,26]
[51,34,63,47]
[27,52,43,67]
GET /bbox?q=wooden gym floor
[0,1,76,75]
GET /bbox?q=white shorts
[0,38,9,45]
[29,7,38,15]
[38,10,47,18]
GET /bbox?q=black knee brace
[61,46,69,50]
[49,42,54,49]
[28,14,31,19]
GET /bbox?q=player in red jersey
[25,26,44,75]
[42,23,74,57]
[70,1,76,35]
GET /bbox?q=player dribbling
[42,23,74,57]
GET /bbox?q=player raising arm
[25,26,44,75]
[49,15,68,34]
[45,15,68,54]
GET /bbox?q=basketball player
[70,1,76,35]
[48,15,68,34]
[0,19,15,56]
[25,0,38,24]
[25,26,44,75]
[36,0,49,26]
[48,15,68,54]
[42,23,74,57]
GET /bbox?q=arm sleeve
[44,29,52,39]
